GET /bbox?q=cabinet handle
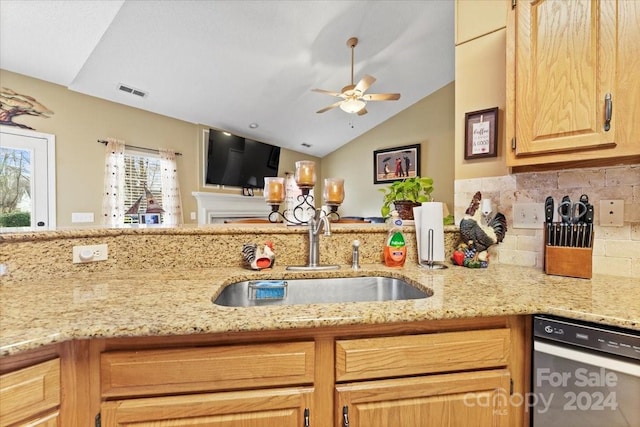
[304,408,309,427]
[342,406,350,427]
[604,93,612,131]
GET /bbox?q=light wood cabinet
[336,370,511,427]
[101,387,314,427]
[335,331,512,427]
[506,0,640,167]
[0,358,60,427]
[0,316,528,427]
[99,342,315,426]
[97,320,526,427]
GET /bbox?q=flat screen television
[205,129,280,189]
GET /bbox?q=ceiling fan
[312,37,401,115]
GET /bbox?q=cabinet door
[20,411,59,427]
[336,369,511,427]
[512,0,616,157]
[101,387,313,427]
[0,358,60,427]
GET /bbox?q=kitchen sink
[213,276,432,307]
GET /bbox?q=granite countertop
[1,262,638,357]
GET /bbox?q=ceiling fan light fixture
[340,98,366,114]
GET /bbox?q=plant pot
[393,201,421,220]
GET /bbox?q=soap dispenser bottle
[384,212,407,267]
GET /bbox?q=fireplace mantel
[192,192,271,224]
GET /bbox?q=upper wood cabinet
[506,0,640,167]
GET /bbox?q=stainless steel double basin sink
[213,276,432,307]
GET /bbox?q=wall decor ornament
[464,107,498,160]
[373,143,421,184]
[0,87,54,130]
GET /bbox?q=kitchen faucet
[286,209,340,271]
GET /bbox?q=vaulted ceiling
[0,0,454,157]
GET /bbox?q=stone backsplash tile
[455,164,639,278]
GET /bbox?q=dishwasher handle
[534,341,640,378]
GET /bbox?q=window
[0,128,56,230]
[123,150,163,223]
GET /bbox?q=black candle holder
[268,189,316,225]
[267,190,342,225]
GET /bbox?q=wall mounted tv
[205,128,281,189]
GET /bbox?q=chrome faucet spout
[286,209,339,271]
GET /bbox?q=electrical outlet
[600,199,624,226]
[512,203,546,229]
[73,244,108,263]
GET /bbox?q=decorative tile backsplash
[454,164,639,278]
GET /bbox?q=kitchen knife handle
[584,204,594,224]
[545,196,554,223]
[604,93,612,131]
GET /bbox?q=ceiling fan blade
[312,88,343,97]
[316,101,343,113]
[362,93,401,101]
[357,107,368,116]
[354,74,376,94]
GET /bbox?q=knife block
[543,226,593,279]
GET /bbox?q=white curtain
[102,138,126,226]
[159,148,183,225]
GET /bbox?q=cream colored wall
[1,69,200,226]
[321,82,455,218]
[454,0,509,180]
[1,70,317,226]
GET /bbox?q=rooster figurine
[241,242,275,270]
[458,192,507,264]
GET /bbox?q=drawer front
[101,341,315,398]
[336,329,510,381]
[0,358,60,427]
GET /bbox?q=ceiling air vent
[117,83,147,98]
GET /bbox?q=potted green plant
[379,176,434,220]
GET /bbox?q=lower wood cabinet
[0,316,528,427]
[101,387,314,427]
[336,369,511,427]
[0,358,60,427]
[334,329,513,427]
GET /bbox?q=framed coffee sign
[464,107,498,160]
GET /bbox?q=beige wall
[321,82,455,218]
[1,70,318,226]
[1,69,453,225]
[454,0,509,180]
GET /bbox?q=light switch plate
[599,200,624,226]
[71,212,94,223]
[512,203,545,229]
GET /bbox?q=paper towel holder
[418,228,448,270]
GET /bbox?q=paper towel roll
[413,202,445,262]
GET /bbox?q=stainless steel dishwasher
[532,315,640,427]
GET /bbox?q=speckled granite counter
[1,262,638,357]
[1,225,638,357]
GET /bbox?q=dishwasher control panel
[534,315,640,360]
